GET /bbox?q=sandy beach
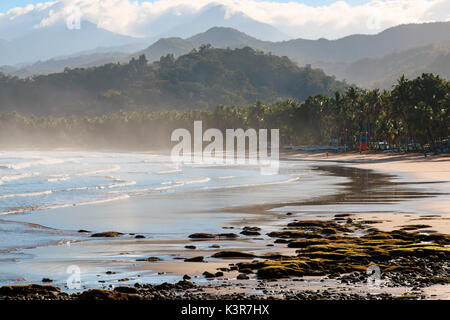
[287,152,450,234]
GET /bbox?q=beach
[287,152,450,234]
[0,151,449,300]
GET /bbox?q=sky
[0,0,449,40]
[0,1,376,12]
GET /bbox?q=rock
[334,214,351,218]
[188,233,216,239]
[209,244,220,248]
[91,231,123,237]
[184,256,204,262]
[218,233,239,239]
[0,285,60,297]
[78,289,141,300]
[243,226,261,232]
[185,245,197,249]
[188,233,238,239]
[183,274,191,280]
[105,271,116,275]
[136,257,163,262]
[286,212,293,216]
[78,229,90,233]
[114,286,138,294]
[240,230,261,236]
[203,271,215,278]
[237,274,250,280]
[41,278,53,283]
[212,251,256,259]
[175,280,195,289]
[215,272,224,277]
[135,235,145,239]
[239,268,254,274]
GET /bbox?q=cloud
[0,0,449,40]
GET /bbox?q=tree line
[0,73,448,151]
[0,46,345,116]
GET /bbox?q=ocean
[0,150,344,288]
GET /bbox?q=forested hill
[0,46,347,116]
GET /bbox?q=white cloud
[0,0,449,40]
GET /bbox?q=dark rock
[203,271,215,278]
[218,233,239,239]
[183,275,191,280]
[41,278,53,283]
[136,257,163,262]
[243,226,261,232]
[135,235,145,239]
[188,233,238,239]
[0,285,60,297]
[188,233,216,239]
[212,251,256,259]
[91,231,123,238]
[184,256,204,262]
[237,274,250,280]
[78,289,140,300]
[185,245,197,249]
[114,286,138,294]
[241,230,261,236]
[239,268,254,274]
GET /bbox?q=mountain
[0,21,141,66]
[3,52,129,78]
[133,23,450,88]
[354,44,450,89]
[189,26,265,49]
[135,27,267,62]
[3,22,450,88]
[160,4,288,42]
[271,22,450,63]
[0,47,347,116]
[135,22,450,64]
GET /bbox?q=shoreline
[0,152,449,300]
[286,152,450,234]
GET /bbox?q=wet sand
[286,152,450,232]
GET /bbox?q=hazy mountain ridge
[0,3,287,67]
[2,22,450,88]
[336,43,450,89]
[0,21,142,66]
[134,23,450,88]
[158,4,288,42]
